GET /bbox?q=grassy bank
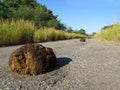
[0,19,84,46]
[0,19,34,46]
[34,28,83,42]
[95,23,120,42]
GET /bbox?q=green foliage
[101,24,113,30]
[15,5,33,20]
[92,32,96,36]
[78,28,87,35]
[0,0,65,29]
[55,21,67,30]
[66,27,73,33]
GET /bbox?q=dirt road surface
[0,39,120,90]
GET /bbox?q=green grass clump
[95,23,120,42]
[0,19,35,46]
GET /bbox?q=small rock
[80,38,86,42]
[16,85,22,90]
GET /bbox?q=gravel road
[0,39,120,90]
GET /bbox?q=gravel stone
[0,39,120,90]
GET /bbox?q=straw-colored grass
[0,19,35,46]
[95,23,120,42]
[34,28,83,42]
[0,19,85,46]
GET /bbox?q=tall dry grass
[34,28,83,42]
[0,19,35,46]
[0,19,85,46]
[95,23,120,42]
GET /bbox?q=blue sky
[37,0,120,34]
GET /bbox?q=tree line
[0,0,87,35]
[0,0,67,29]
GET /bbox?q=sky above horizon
[37,0,120,34]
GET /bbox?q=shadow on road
[54,57,72,70]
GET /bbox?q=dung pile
[9,44,56,75]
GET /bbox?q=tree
[92,32,96,36]
[0,0,65,29]
[55,21,67,30]
[66,27,73,33]
[78,28,86,35]
[16,5,34,20]
[0,1,3,19]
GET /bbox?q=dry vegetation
[95,23,120,42]
[0,19,85,46]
